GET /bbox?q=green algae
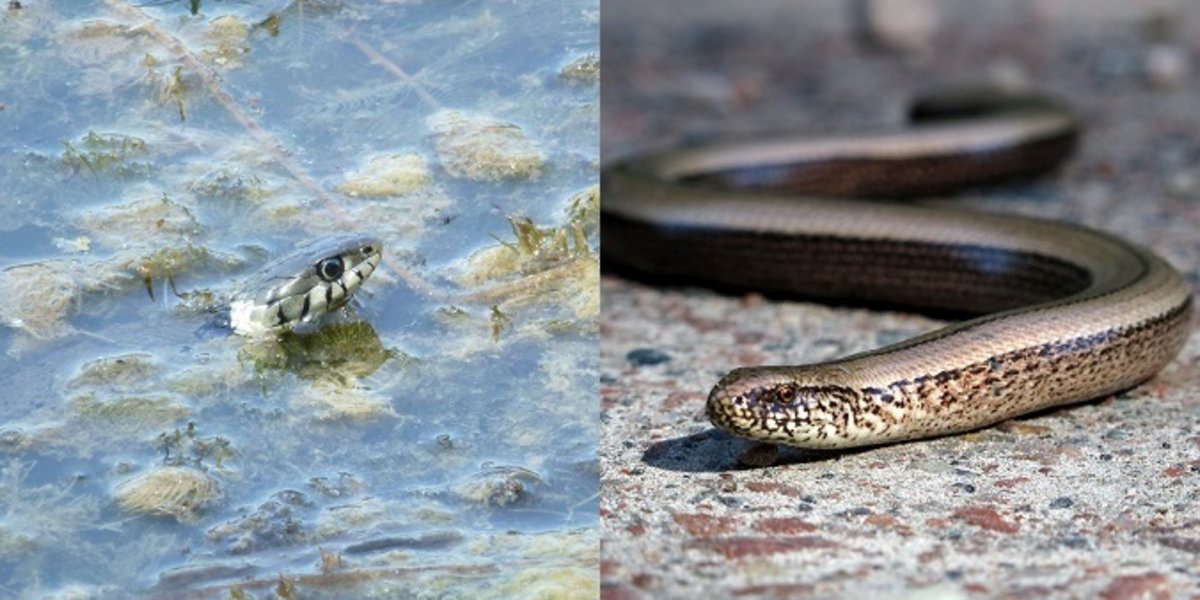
[113,466,222,523]
[77,194,201,247]
[203,15,250,68]
[428,111,544,181]
[459,184,597,289]
[336,152,432,198]
[0,459,109,560]
[559,52,599,83]
[455,465,543,508]
[66,352,159,392]
[0,258,126,342]
[60,131,149,176]
[69,394,190,430]
[289,377,398,423]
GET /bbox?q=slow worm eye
[775,385,796,403]
[316,257,344,282]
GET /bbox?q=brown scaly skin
[603,88,1194,450]
[707,298,1191,449]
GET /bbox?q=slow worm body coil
[602,90,1192,449]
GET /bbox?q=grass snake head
[229,234,383,336]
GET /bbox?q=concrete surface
[600,1,1200,598]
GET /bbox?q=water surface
[0,1,598,596]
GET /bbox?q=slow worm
[602,89,1192,449]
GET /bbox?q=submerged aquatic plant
[462,185,597,288]
[427,111,544,181]
[336,152,432,198]
[455,464,543,508]
[289,376,397,423]
[0,258,127,343]
[559,52,599,83]
[60,130,150,176]
[112,465,222,523]
[0,459,108,560]
[155,422,236,472]
[446,185,600,344]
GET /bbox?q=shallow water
[0,0,597,596]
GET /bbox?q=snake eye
[362,245,374,255]
[316,257,344,282]
[775,385,797,404]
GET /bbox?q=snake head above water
[706,365,873,449]
[230,234,383,336]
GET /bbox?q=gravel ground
[600,1,1200,598]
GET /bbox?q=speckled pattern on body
[707,298,1191,447]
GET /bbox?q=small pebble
[626,348,671,366]
[987,59,1030,89]
[857,0,939,55]
[1050,496,1075,509]
[1167,171,1196,198]
[1145,44,1188,89]
[1062,536,1089,549]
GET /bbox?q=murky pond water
[0,0,597,596]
